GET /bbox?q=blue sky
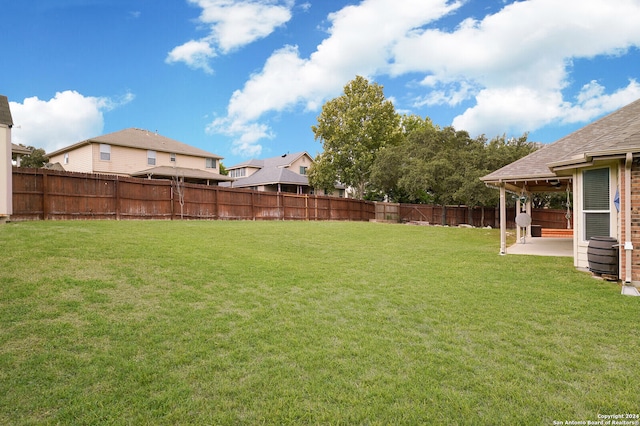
[3,0,640,167]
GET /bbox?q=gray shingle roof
[482,98,640,183]
[232,167,309,187]
[0,95,13,127]
[227,152,309,170]
[130,166,233,181]
[227,152,312,188]
[48,128,222,159]
[12,144,32,155]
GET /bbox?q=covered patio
[507,236,573,257]
[481,97,640,288]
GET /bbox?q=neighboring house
[224,151,346,197]
[481,98,640,286]
[11,144,32,167]
[47,128,232,185]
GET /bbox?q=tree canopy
[370,127,537,207]
[310,76,538,206]
[13,146,48,168]
[309,76,401,199]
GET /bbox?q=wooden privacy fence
[11,168,569,228]
[399,203,570,229]
[11,168,374,221]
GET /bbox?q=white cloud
[210,0,640,154]
[212,0,461,156]
[9,91,134,154]
[562,79,640,124]
[167,0,294,72]
[166,40,216,74]
[393,0,640,136]
[206,116,273,156]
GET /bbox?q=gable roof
[231,167,309,188]
[482,98,640,185]
[0,95,13,127]
[226,151,312,188]
[12,144,32,155]
[227,152,311,170]
[47,128,222,159]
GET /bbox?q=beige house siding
[92,144,145,175]
[290,155,311,176]
[49,143,93,173]
[245,167,260,177]
[51,143,221,176]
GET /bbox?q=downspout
[624,153,633,283]
[500,183,506,255]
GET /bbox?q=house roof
[227,151,311,170]
[226,152,312,188]
[130,166,233,181]
[482,97,640,189]
[0,95,13,127]
[231,167,309,188]
[47,128,223,159]
[11,144,32,155]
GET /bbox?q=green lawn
[0,221,638,425]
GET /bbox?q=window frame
[99,144,111,161]
[147,150,156,166]
[206,158,216,169]
[582,167,610,241]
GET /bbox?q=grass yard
[0,220,638,425]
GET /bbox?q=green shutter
[583,168,610,240]
[583,168,609,210]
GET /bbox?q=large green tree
[13,146,48,168]
[370,121,538,222]
[309,76,401,199]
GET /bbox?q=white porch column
[500,183,506,255]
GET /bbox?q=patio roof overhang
[482,175,572,194]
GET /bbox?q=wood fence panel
[310,197,331,221]
[177,184,218,219]
[249,191,278,220]
[283,194,307,220]
[215,188,253,220]
[118,178,172,219]
[45,173,117,219]
[12,168,44,220]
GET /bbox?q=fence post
[214,187,219,219]
[170,180,174,220]
[114,176,120,220]
[251,191,256,220]
[42,169,49,220]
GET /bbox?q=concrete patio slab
[507,237,573,257]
